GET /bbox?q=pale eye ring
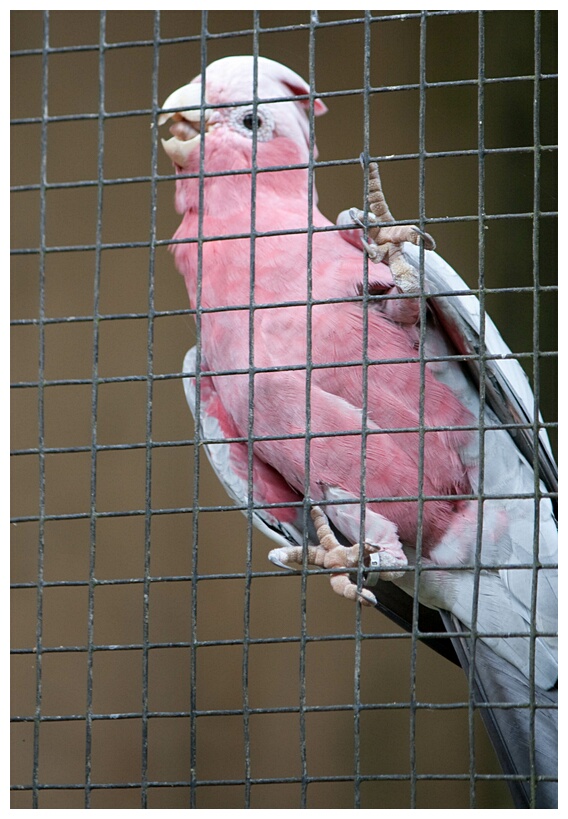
[230,105,274,141]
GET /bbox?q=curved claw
[355,588,378,607]
[268,551,297,572]
[410,225,436,251]
[348,207,367,229]
[361,238,381,261]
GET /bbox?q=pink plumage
[165,60,472,554]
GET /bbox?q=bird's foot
[268,505,407,607]
[350,160,435,293]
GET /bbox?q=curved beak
[159,82,215,166]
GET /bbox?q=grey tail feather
[440,611,558,809]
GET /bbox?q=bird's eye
[242,113,263,131]
[230,105,274,141]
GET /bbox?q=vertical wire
[528,9,542,806]
[84,11,107,808]
[353,10,374,810]
[242,14,262,808]
[466,11,488,808]
[140,10,161,809]
[32,9,50,810]
[408,10,429,809]
[189,12,210,809]
[299,11,319,807]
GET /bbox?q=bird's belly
[200,301,474,551]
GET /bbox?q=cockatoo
[158,56,557,808]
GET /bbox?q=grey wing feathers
[403,244,557,499]
[403,244,558,807]
[441,610,557,809]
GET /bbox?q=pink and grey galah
[158,56,557,808]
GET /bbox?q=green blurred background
[11,10,557,810]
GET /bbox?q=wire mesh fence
[11,9,557,810]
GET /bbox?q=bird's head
[159,56,327,211]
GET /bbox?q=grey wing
[403,245,557,808]
[441,610,557,809]
[403,243,557,499]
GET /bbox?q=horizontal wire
[10,284,559,328]
[10,357,559,391]
[7,8,557,59]
[10,72,558,126]
[10,558,559,590]
[10,418,559,458]
[10,143,559,196]
[11,694,558,725]
[10,207,558,257]
[10,626,558,655]
[9,484,559,525]
[10,770,558,792]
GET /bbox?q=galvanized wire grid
[10,10,557,810]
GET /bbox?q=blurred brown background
[11,10,557,810]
